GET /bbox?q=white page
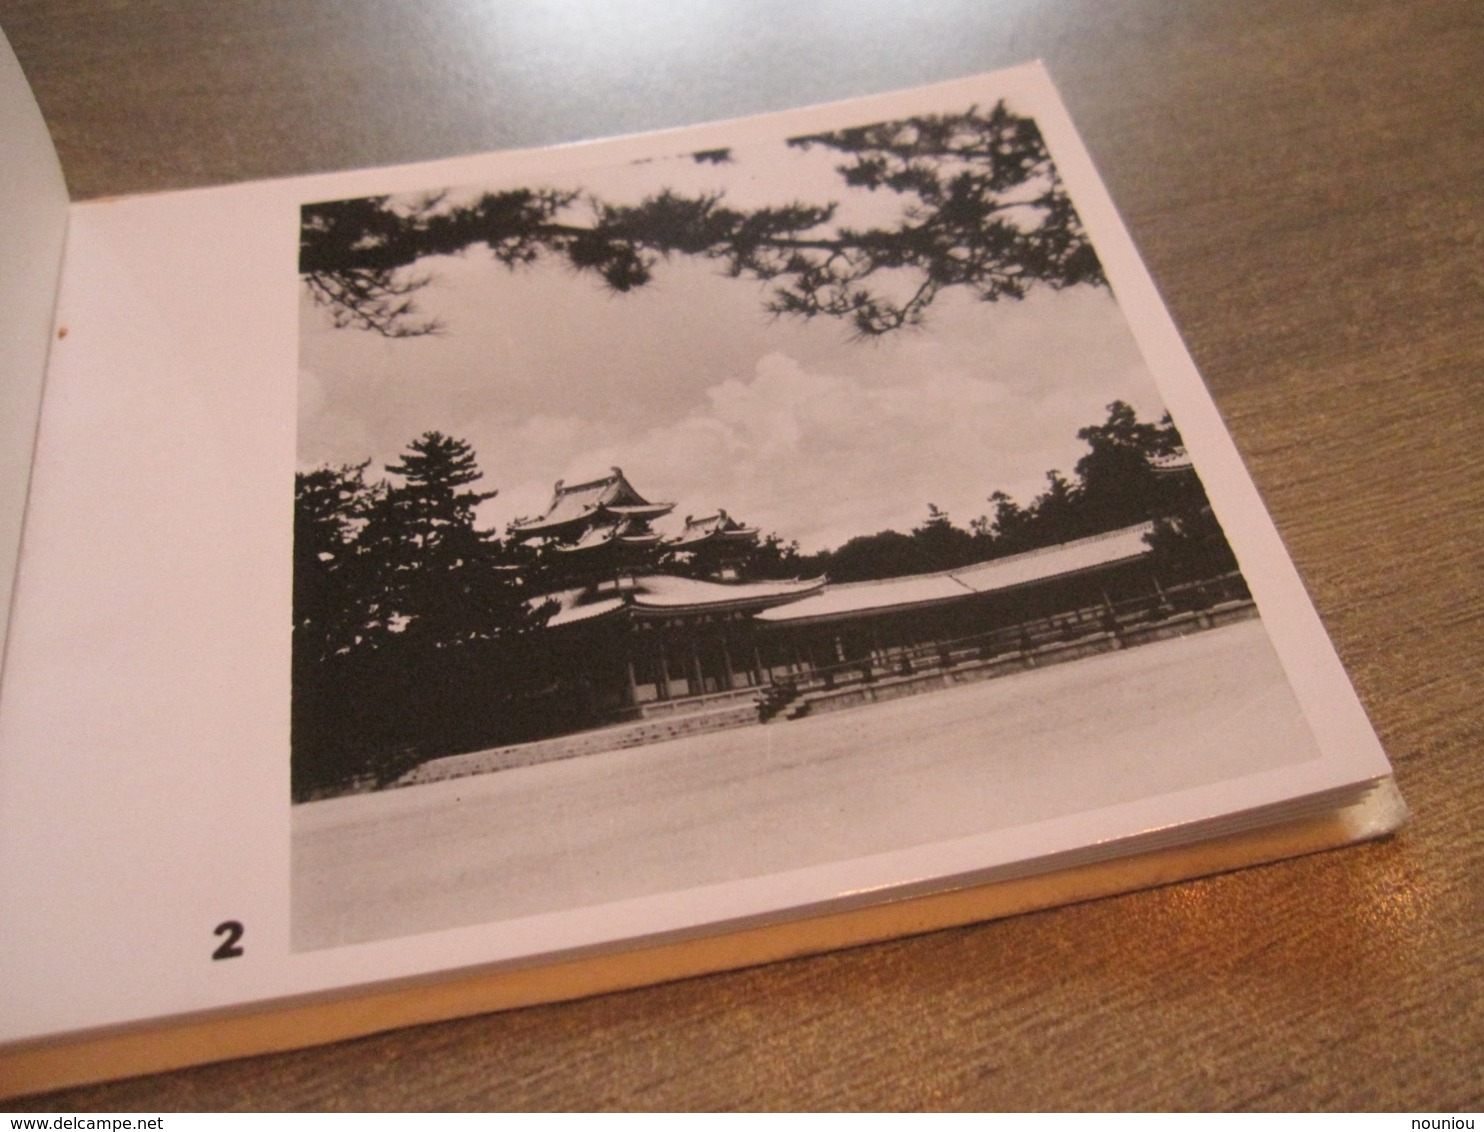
[0,27,69,662]
[0,64,1392,1046]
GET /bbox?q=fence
[758,573,1252,722]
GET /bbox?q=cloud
[519,349,1128,553]
[302,243,1166,553]
[297,365,379,472]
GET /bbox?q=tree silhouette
[293,461,379,665]
[292,432,546,657]
[911,503,979,571]
[1073,401,1182,530]
[291,434,560,797]
[979,489,1036,554]
[373,432,538,647]
[738,531,809,580]
[300,102,1104,339]
[821,529,927,582]
[802,403,1215,581]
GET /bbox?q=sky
[298,119,1167,554]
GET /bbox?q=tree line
[781,400,1233,582]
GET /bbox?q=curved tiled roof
[552,518,665,553]
[951,523,1153,593]
[543,595,627,629]
[534,524,1153,630]
[669,509,760,550]
[753,572,975,622]
[511,466,674,537]
[535,573,825,627]
[755,524,1153,625]
[627,573,823,614]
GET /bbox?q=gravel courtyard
[292,619,1318,950]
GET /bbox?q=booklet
[0,37,1400,1096]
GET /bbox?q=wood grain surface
[1,0,1480,1111]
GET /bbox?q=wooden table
[2,0,1480,1110]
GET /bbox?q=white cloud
[501,347,1136,553]
[301,215,1167,553]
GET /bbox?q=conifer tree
[375,431,530,648]
[301,102,1103,339]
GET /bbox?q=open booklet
[0,34,1401,1095]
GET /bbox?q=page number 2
[212,920,245,960]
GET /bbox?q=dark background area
[2,0,1480,1109]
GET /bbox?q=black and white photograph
[289,84,1318,951]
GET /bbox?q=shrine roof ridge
[755,523,1154,625]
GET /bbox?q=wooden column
[719,634,736,690]
[689,638,704,698]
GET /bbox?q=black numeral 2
[212,920,245,960]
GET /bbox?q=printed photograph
[291,95,1317,950]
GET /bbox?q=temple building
[669,510,760,579]
[538,572,827,716]
[510,468,816,715]
[511,468,1250,728]
[509,467,676,567]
